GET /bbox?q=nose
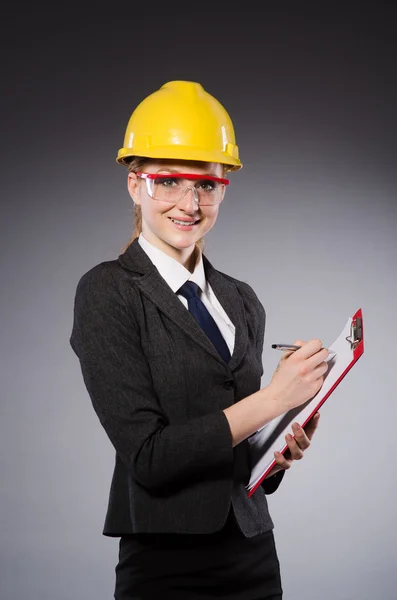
[176,186,200,211]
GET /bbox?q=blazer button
[223,379,235,390]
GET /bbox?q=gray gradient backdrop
[1,5,396,600]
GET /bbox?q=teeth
[171,219,196,225]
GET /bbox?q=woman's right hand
[267,339,329,412]
[223,338,330,447]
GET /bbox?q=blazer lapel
[117,238,248,370]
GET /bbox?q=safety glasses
[136,172,229,206]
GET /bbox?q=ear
[127,172,141,205]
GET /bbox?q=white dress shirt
[138,233,235,356]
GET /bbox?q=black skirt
[114,510,283,599]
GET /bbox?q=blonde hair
[119,157,231,254]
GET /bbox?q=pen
[271,344,302,351]
[271,343,336,357]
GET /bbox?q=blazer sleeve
[242,281,286,495]
[69,265,234,492]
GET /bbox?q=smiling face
[127,159,226,266]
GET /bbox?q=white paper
[247,316,355,493]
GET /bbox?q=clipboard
[246,308,364,497]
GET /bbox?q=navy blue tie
[177,281,231,363]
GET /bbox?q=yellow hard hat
[116,80,242,171]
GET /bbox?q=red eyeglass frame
[136,172,230,185]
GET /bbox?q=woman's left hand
[264,412,321,478]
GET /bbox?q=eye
[196,179,217,192]
[158,177,179,187]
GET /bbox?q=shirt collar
[138,232,207,294]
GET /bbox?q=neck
[140,230,198,271]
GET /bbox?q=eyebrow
[155,168,219,177]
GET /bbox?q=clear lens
[145,176,224,205]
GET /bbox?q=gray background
[1,4,396,600]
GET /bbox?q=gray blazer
[69,238,285,538]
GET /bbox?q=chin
[167,236,198,249]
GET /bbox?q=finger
[285,433,304,460]
[303,413,320,440]
[306,347,330,370]
[293,338,323,360]
[281,339,306,361]
[291,422,311,450]
[310,360,329,380]
[274,451,293,470]
[292,339,306,350]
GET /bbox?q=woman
[70,81,327,599]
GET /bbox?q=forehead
[144,159,223,176]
